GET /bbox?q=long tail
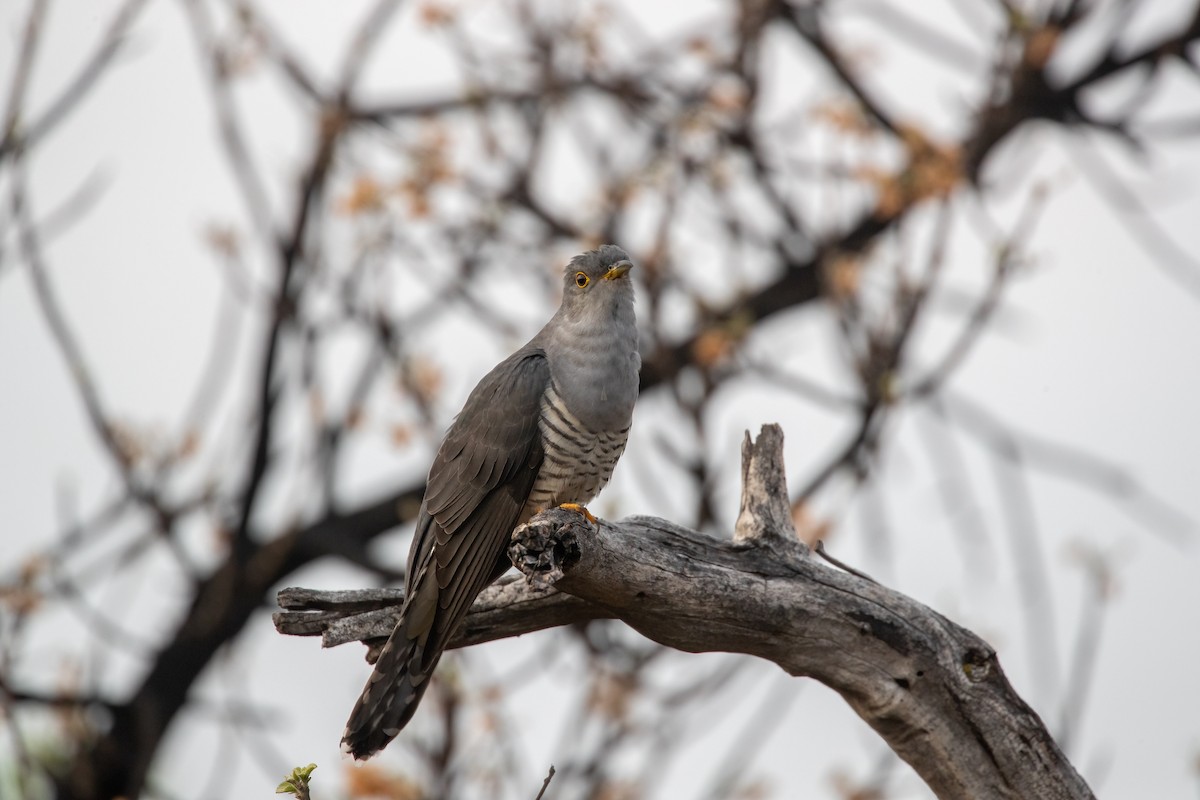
[342,506,444,760]
[342,491,522,757]
[340,606,440,760]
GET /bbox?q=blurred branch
[909,185,1045,399]
[1056,542,1114,756]
[1060,4,1200,96]
[0,679,110,711]
[777,2,900,136]
[938,390,1194,543]
[1063,132,1200,301]
[848,0,982,71]
[0,0,149,164]
[697,675,798,800]
[57,484,423,800]
[11,165,156,505]
[337,0,405,92]
[0,0,48,162]
[183,0,276,240]
[986,410,1061,705]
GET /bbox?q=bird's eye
[575,272,589,288]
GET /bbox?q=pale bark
[275,425,1094,800]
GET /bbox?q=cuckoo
[342,245,640,759]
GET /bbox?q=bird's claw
[557,503,597,525]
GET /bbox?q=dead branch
[278,425,1093,800]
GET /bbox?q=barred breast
[523,379,630,517]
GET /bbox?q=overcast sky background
[3,1,1200,798]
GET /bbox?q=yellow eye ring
[575,272,589,288]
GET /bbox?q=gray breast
[522,379,630,517]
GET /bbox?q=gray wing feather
[342,348,549,759]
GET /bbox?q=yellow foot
[558,503,597,525]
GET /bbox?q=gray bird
[342,244,640,759]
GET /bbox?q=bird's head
[560,244,635,321]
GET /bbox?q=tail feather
[340,614,439,760]
[341,486,529,758]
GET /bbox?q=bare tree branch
[280,426,1094,800]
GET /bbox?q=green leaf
[276,764,317,796]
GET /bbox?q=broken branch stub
[734,423,802,548]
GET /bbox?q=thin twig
[534,765,556,800]
[815,540,879,584]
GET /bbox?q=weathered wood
[734,423,800,545]
[274,577,610,659]
[276,425,1093,800]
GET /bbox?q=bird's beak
[603,261,633,281]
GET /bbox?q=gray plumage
[342,245,639,759]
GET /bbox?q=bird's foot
[557,503,597,525]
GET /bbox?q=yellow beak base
[602,262,632,281]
